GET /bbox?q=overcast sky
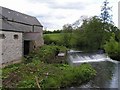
[0,0,119,30]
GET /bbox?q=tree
[72,16,111,51]
[71,15,89,29]
[100,0,113,24]
[62,24,73,33]
[61,24,73,48]
[82,16,108,50]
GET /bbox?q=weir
[67,50,120,89]
[68,50,119,64]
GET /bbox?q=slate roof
[0,6,43,32]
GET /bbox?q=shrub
[36,45,67,63]
[104,33,120,60]
[44,35,53,45]
[22,45,67,64]
[41,63,96,89]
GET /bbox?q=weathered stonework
[0,6,44,67]
[1,31,23,65]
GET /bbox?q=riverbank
[2,45,96,89]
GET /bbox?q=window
[14,34,18,39]
[0,34,6,39]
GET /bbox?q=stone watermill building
[0,6,44,67]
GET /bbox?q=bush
[44,35,54,45]
[41,63,96,89]
[22,45,67,64]
[36,45,67,63]
[104,33,120,60]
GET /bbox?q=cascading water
[68,50,118,65]
[69,53,108,63]
[67,50,120,89]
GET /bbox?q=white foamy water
[69,54,107,63]
[69,53,119,64]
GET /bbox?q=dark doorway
[24,41,30,55]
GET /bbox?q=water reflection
[68,52,120,89]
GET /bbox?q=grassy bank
[2,45,96,89]
[44,33,62,41]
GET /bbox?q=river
[67,50,120,89]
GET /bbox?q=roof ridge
[0,6,36,18]
[0,6,42,26]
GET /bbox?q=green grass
[44,33,62,41]
[44,33,73,48]
[43,33,64,45]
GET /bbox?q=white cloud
[0,0,119,30]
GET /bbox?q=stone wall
[0,31,23,64]
[34,26,44,47]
